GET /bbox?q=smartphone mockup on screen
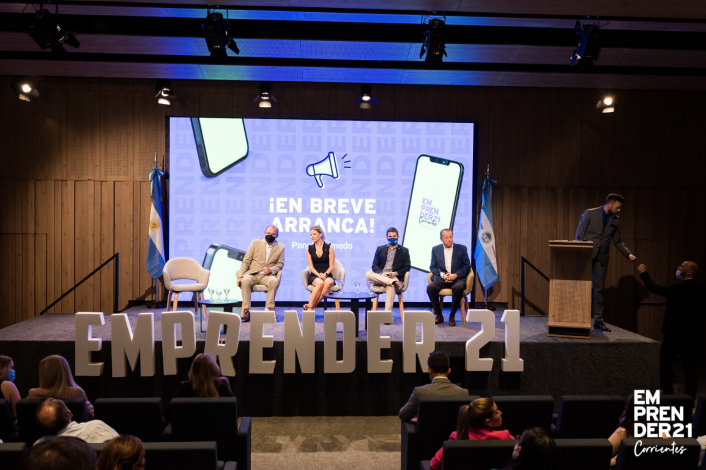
[191,118,249,177]
[402,155,465,272]
[201,244,246,302]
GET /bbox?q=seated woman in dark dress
[176,353,233,398]
[304,225,336,311]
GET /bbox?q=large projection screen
[167,118,475,303]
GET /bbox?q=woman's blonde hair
[38,355,82,398]
[97,434,145,470]
[310,225,325,241]
[188,353,222,398]
[456,398,497,439]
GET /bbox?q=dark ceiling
[1,0,705,89]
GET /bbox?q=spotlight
[596,95,616,113]
[420,15,447,65]
[354,84,378,110]
[254,82,277,108]
[10,76,39,102]
[155,79,175,106]
[202,10,239,58]
[27,7,80,54]
[571,19,600,71]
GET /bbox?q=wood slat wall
[1,77,704,340]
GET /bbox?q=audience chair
[301,259,345,310]
[554,438,613,470]
[426,270,475,326]
[491,395,554,437]
[94,398,165,442]
[420,440,515,470]
[169,397,251,470]
[401,395,479,470]
[693,394,706,436]
[616,438,700,470]
[659,394,694,428]
[163,257,210,312]
[0,399,14,441]
[16,398,88,446]
[0,442,27,470]
[370,271,410,320]
[92,441,236,470]
[553,395,624,438]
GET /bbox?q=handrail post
[520,257,525,316]
[113,252,120,314]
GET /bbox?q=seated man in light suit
[237,225,285,322]
[399,351,469,421]
[365,227,411,312]
[427,228,471,327]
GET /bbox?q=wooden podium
[547,240,593,339]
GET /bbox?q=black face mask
[265,235,276,243]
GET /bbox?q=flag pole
[146,151,166,309]
[476,164,495,310]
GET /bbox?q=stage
[0,308,660,416]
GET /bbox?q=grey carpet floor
[251,416,401,470]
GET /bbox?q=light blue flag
[146,166,166,280]
[474,175,498,290]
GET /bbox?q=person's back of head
[456,398,497,439]
[22,436,96,470]
[189,353,221,397]
[38,355,80,397]
[36,397,72,436]
[427,351,451,377]
[97,434,145,470]
[503,427,558,470]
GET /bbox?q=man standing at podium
[575,193,637,332]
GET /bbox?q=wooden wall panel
[35,181,54,313]
[53,182,62,314]
[100,181,115,313]
[74,181,95,312]
[60,181,75,313]
[199,80,234,118]
[32,88,67,181]
[133,92,167,181]
[100,91,134,181]
[66,90,101,180]
[114,182,134,311]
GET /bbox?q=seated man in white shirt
[34,398,119,446]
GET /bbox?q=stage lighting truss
[155,79,175,106]
[202,8,240,58]
[354,84,379,109]
[254,82,277,108]
[27,3,80,54]
[10,76,39,102]
[571,17,606,71]
[420,14,448,65]
[596,95,616,113]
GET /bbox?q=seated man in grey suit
[399,351,469,421]
[237,225,285,322]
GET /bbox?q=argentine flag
[146,167,166,280]
[474,175,498,290]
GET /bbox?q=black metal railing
[40,253,119,315]
[520,255,550,316]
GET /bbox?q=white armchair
[301,259,345,310]
[163,257,210,312]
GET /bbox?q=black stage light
[254,82,277,108]
[28,6,80,54]
[571,19,601,71]
[203,10,240,58]
[155,79,175,106]
[354,84,378,110]
[10,76,39,102]
[420,15,447,65]
[596,95,616,113]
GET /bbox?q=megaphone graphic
[306,152,340,188]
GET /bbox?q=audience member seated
[501,427,558,470]
[97,434,145,470]
[34,398,118,446]
[0,355,20,424]
[28,355,95,419]
[430,398,513,470]
[608,394,642,467]
[176,353,233,398]
[399,351,469,421]
[21,435,97,470]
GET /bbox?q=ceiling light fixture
[596,95,616,113]
[202,9,240,58]
[10,76,39,102]
[254,82,277,108]
[571,18,602,71]
[420,14,447,65]
[155,79,175,106]
[27,3,80,54]
[354,84,378,110]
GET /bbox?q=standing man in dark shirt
[575,193,637,332]
[638,261,704,399]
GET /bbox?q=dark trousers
[427,280,466,318]
[660,337,700,399]
[592,261,608,323]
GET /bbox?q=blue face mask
[387,237,398,246]
[6,369,15,382]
